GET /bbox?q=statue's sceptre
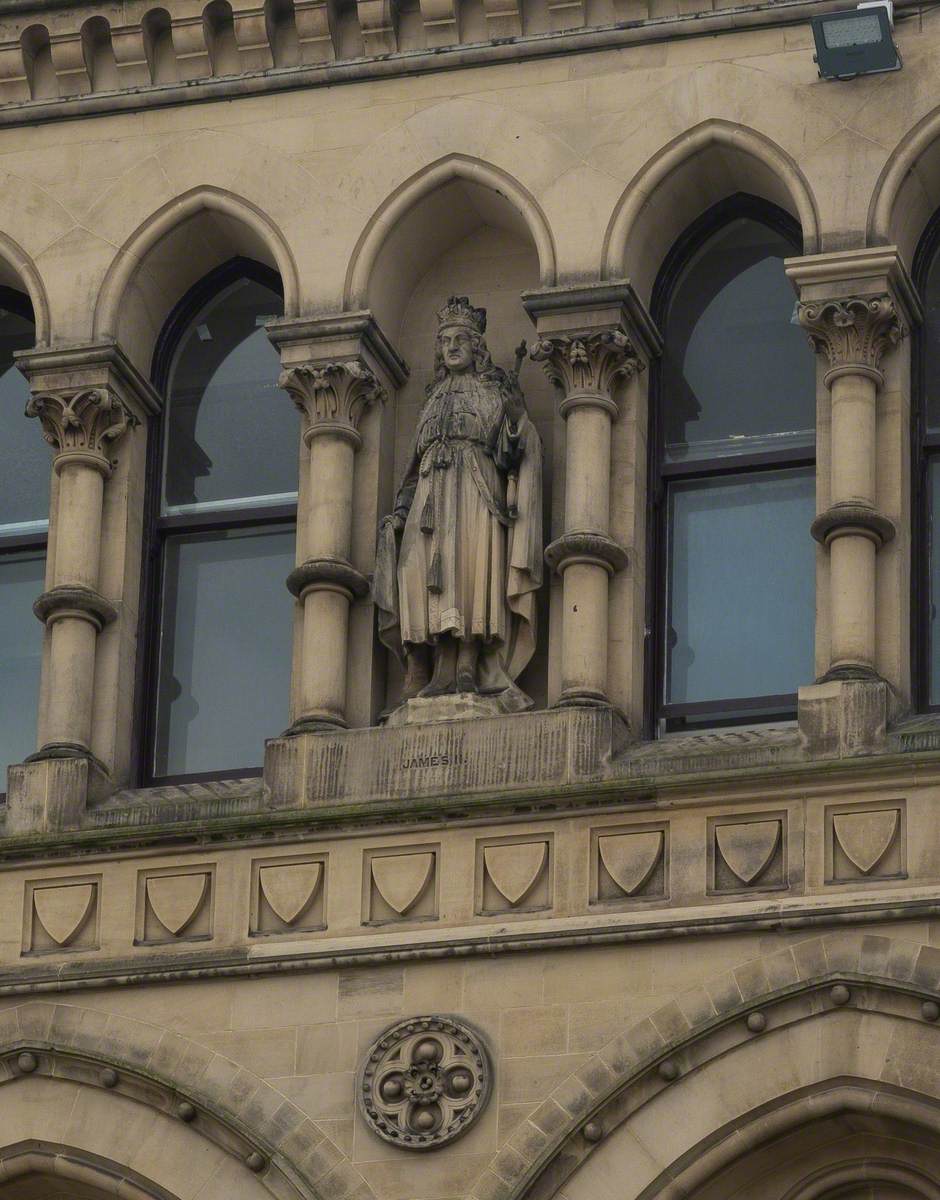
[506,339,527,520]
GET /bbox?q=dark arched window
[649,197,816,732]
[0,289,43,789]
[144,259,297,781]
[913,216,940,708]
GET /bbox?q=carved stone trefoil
[278,361,386,446]
[26,386,136,473]
[530,330,641,411]
[358,1016,492,1150]
[796,295,903,381]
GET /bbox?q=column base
[6,752,112,834]
[798,676,901,758]
[281,714,348,737]
[554,689,612,708]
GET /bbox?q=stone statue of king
[374,296,543,717]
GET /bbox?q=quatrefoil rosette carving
[358,1017,492,1150]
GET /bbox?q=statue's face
[439,326,474,373]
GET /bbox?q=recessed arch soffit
[870,99,940,269]
[470,929,940,1200]
[0,1140,180,1200]
[602,117,821,305]
[0,1000,371,1200]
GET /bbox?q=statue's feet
[402,645,431,699]
[455,641,480,694]
[417,678,456,698]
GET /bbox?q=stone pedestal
[264,704,629,809]
[6,754,112,834]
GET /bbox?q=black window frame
[644,194,814,737]
[0,286,43,799]
[135,255,293,786]
[912,211,940,712]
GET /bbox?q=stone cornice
[0,0,884,128]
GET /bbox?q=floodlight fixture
[811,1,901,80]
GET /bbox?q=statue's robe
[374,367,542,702]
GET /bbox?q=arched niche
[870,103,940,269]
[603,119,820,309]
[94,186,299,377]
[352,157,559,711]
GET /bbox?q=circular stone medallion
[358,1016,492,1150]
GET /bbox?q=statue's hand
[381,512,405,534]
[505,382,526,426]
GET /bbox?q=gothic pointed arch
[343,153,557,337]
[0,231,49,346]
[93,185,300,375]
[470,929,940,1200]
[602,119,820,307]
[870,101,940,269]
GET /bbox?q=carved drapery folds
[797,295,903,382]
[530,329,641,415]
[26,386,136,474]
[278,360,386,448]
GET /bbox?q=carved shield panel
[716,821,781,886]
[833,809,899,875]
[33,883,95,947]
[371,853,434,915]
[484,842,547,906]
[147,874,208,936]
[599,831,663,897]
[260,862,323,926]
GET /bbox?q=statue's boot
[402,643,431,699]
[455,640,479,693]
[418,637,457,697]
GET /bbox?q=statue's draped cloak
[374,369,542,698]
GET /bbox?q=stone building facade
[0,0,940,1195]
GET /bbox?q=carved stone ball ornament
[358,1016,492,1150]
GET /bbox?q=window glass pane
[924,251,940,435]
[0,549,44,786]
[153,525,294,777]
[0,305,47,533]
[928,458,940,704]
[163,276,295,511]
[662,218,815,463]
[665,468,815,706]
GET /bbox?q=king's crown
[437,296,486,335]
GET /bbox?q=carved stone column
[7,344,159,831]
[268,314,407,736]
[799,295,900,678]
[786,248,921,754]
[525,284,660,712]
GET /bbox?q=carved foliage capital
[530,329,641,405]
[797,295,903,377]
[279,361,386,442]
[26,387,136,470]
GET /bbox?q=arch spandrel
[0,999,372,1200]
[471,930,940,1200]
[602,118,820,308]
[870,102,940,268]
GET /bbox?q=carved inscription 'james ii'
[400,752,467,770]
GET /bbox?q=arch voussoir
[473,929,940,1200]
